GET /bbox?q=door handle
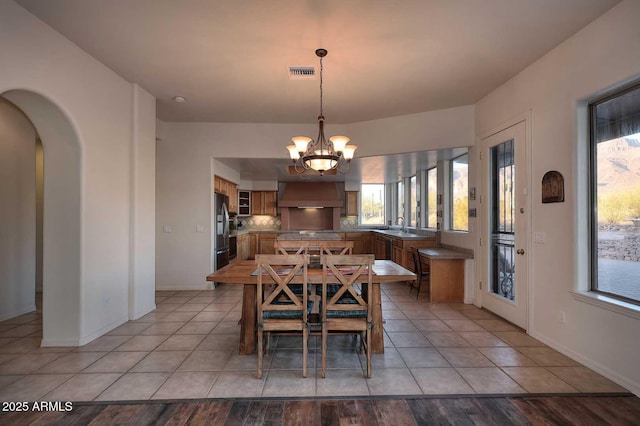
[516,249,525,255]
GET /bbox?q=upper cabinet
[238,190,251,216]
[345,191,358,216]
[251,191,278,216]
[214,175,238,214]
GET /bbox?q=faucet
[396,216,406,232]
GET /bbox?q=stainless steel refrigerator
[214,192,230,271]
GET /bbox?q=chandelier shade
[287,49,357,175]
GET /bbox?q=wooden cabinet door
[249,234,257,259]
[263,191,277,216]
[250,192,263,215]
[228,184,238,213]
[258,233,279,254]
[250,191,278,215]
[345,191,359,216]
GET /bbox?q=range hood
[279,182,343,208]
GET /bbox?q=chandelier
[287,48,357,175]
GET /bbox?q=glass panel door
[481,120,528,329]
[491,140,515,301]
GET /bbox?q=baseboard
[77,315,129,346]
[528,328,640,397]
[0,304,37,322]
[40,337,81,347]
[131,302,156,320]
[155,283,215,291]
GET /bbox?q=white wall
[1,0,156,345]
[130,84,157,319]
[0,98,36,321]
[475,0,640,395]
[156,106,475,290]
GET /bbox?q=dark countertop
[418,247,473,259]
[234,228,436,240]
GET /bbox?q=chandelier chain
[319,55,324,117]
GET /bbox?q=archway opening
[1,90,82,346]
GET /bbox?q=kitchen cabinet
[238,190,251,216]
[237,233,250,261]
[343,232,372,254]
[373,234,389,259]
[345,191,359,216]
[214,175,238,214]
[256,232,280,254]
[251,191,277,216]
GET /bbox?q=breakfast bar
[418,247,473,302]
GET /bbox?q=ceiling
[15,0,619,183]
[17,0,619,125]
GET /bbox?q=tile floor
[0,284,629,402]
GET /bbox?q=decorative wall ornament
[541,170,564,203]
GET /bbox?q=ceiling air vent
[288,66,316,80]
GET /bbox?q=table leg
[239,284,256,355]
[370,282,384,353]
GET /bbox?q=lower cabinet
[237,233,250,261]
[257,232,279,254]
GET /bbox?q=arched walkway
[1,90,82,346]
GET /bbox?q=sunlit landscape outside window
[410,176,417,227]
[592,83,640,304]
[397,181,404,223]
[427,168,438,228]
[361,184,385,225]
[451,154,469,231]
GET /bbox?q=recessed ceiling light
[173,96,186,103]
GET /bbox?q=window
[409,175,417,227]
[360,184,385,225]
[590,82,640,304]
[450,154,469,231]
[426,167,438,228]
[397,180,404,224]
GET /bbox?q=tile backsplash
[238,216,281,230]
[238,215,359,231]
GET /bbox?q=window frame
[589,81,640,306]
[425,166,438,229]
[449,153,469,232]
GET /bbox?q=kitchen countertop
[418,247,473,259]
[232,228,436,240]
[277,232,342,240]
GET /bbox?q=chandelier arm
[286,48,354,175]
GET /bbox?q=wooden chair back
[320,253,374,378]
[319,240,354,256]
[255,254,310,378]
[273,240,310,255]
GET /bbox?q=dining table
[207,259,416,355]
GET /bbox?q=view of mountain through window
[592,83,640,304]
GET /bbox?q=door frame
[477,111,532,331]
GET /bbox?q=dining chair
[315,241,355,298]
[409,246,430,299]
[273,241,312,296]
[318,240,354,255]
[320,254,374,378]
[255,254,311,379]
[274,240,310,255]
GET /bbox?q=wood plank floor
[2,395,639,425]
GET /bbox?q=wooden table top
[207,259,416,284]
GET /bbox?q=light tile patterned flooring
[0,284,629,402]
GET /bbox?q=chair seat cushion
[320,298,366,319]
[263,300,314,320]
[289,284,312,295]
